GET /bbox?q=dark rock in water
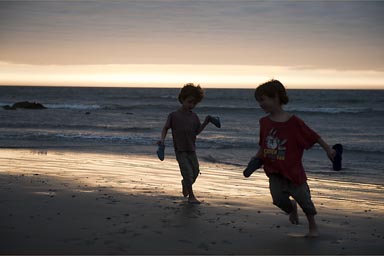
[3,105,16,110]
[3,101,47,110]
[13,101,46,109]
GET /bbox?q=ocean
[1,86,383,185]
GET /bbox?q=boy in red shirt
[248,80,337,238]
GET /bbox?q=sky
[0,0,383,89]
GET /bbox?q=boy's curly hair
[178,83,204,104]
[254,79,289,105]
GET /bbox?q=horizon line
[1,84,383,90]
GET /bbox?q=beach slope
[0,149,383,254]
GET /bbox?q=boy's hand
[327,148,337,161]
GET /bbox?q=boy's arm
[250,147,263,160]
[255,148,263,159]
[196,115,210,135]
[317,137,336,161]
[158,126,169,145]
[159,114,171,145]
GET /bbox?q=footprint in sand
[198,242,210,251]
[178,239,192,244]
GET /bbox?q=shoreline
[0,148,383,254]
[2,144,382,186]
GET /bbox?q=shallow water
[0,86,383,185]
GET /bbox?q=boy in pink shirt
[158,83,220,204]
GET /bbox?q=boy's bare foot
[181,180,188,197]
[305,228,319,238]
[188,197,201,204]
[306,214,319,238]
[289,200,299,225]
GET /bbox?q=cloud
[0,1,383,71]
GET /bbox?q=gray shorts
[175,151,200,186]
[269,173,317,216]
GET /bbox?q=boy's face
[181,96,197,111]
[257,95,280,113]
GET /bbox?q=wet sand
[0,149,383,254]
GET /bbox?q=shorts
[175,151,200,186]
[269,173,317,216]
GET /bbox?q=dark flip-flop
[209,116,221,128]
[243,157,263,177]
[157,143,165,161]
[332,144,343,171]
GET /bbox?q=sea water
[0,86,383,185]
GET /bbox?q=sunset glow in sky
[1,1,383,89]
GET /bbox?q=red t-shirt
[258,115,320,185]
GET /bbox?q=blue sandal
[209,116,221,128]
[157,143,165,161]
[332,144,343,171]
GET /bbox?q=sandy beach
[0,148,383,255]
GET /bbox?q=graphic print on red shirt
[264,128,287,161]
[259,115,320,185]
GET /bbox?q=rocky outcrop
[3,101,47,110]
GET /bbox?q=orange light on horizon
[0,62,383,89]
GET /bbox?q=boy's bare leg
[187,185,200,204]
[289,200,299,225]
[305,214,319,238]
[181,180,188,197]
